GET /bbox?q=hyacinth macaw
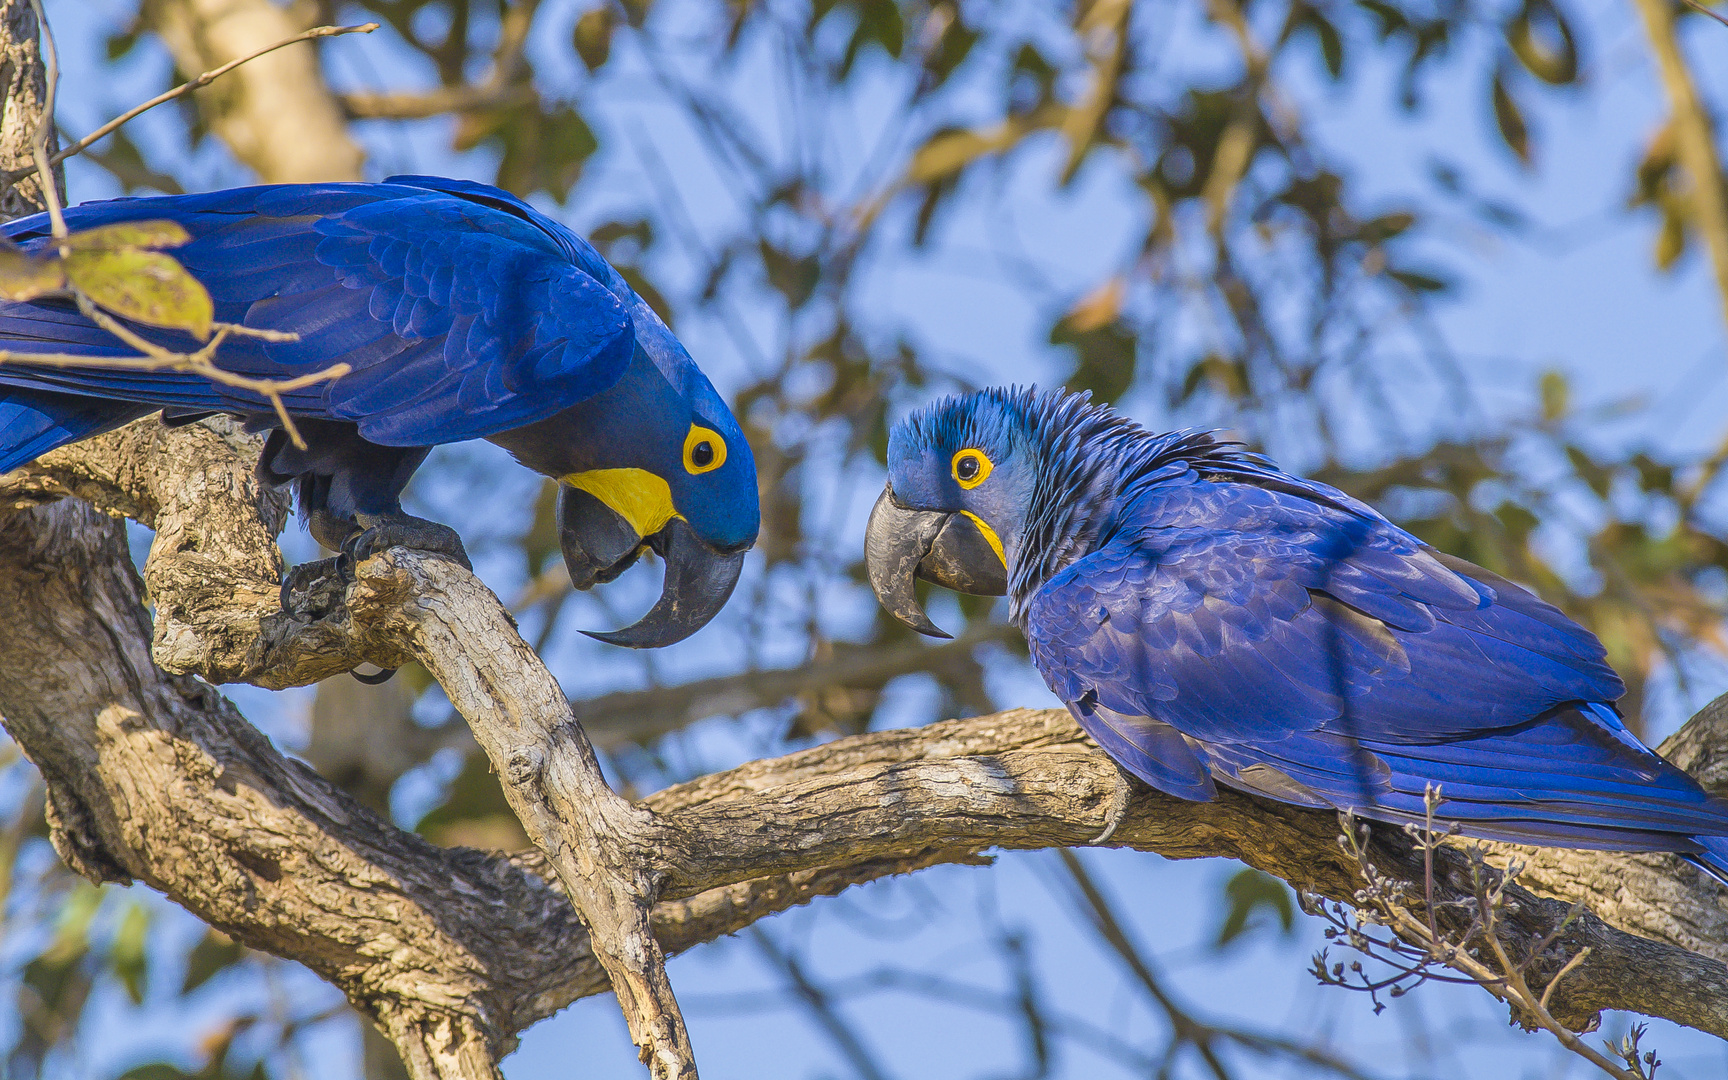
[866,386,1728,879]
[0,176,758,648]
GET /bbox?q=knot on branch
[507,746,546,788]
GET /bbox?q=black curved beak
[864,485,1007,639]
[559,486,747,649]
[558,486,645,590]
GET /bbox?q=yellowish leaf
[0,248,64,301]
[905,104,1063,185]
[60,219,191,252]
[1065,277,1124,332]
[65,248,213,338]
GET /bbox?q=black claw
[346,512,472,571]
[279,556,350,619]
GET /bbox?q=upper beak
[558,486,747,649]
[864,485,1007,639]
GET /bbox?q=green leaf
[1656,208,1687,271]
[758,240,821,309]
[61,220,191,252]
[23,884,102,1012]
[1565,444,1612,497]
[1050,297,1136,404]
[1387,266,1452,293]
[1293,5,1345,79]
[457,104,599,202]
[841,0,905,76]
[415,751,529,851]
[1492,69,1531,165]
[181,927,245,994]
[1357,211,1416,245]
[117,1065,197,1080]
[84,128,185,194]
[0,247,65,301]
[573,7,615,71]
[1540,369,1568,420]
[920,2,978,91]
[1214,868,1294,947]
[1506,0,1578,85]
[64,248,213,338]
[106,25,141,61]
[111,903,150,1005]
[1355,0,1408,38]
[523,478,561,577]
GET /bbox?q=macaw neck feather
[1002,390,1276,615]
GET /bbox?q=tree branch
[339,85,536,121]
[3,414,1728,1068]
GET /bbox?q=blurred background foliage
[4,0,1728,1075]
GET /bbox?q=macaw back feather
[887,387,1728,879]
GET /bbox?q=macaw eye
[684,424,727,475]
[951,448,993,489]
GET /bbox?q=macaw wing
[0,181,635,446]
[1020,478,1728,845]
[1027,479,1621,749]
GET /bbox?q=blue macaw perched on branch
[866,386,1728,879]
[0,176,758,648]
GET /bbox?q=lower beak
[558,486,747,648]
[864,485,1008,639]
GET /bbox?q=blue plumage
[870,387,1728,879]
[0,177,759,648]
[0,177,636,447]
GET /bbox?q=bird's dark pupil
[958,456,978,480]
[693,441,714,467]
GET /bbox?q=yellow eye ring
[951,448,993,489]
[683,424,727,475]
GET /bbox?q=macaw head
[494,315,759,649]
[864,388,1044,638]
[867,386,1153,637]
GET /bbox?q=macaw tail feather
[0,388,152,474]
[1685,835,1728,888]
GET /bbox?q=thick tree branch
[3,413,1728,1068]
[2,418,703,1075]
[0,500,962,1064]
[5,414,1728,1054]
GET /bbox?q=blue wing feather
[1025,464,1728,853]
[0,179,636,451]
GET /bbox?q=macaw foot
[279,557,349,620]
[347,512,473,571]
[279,515,468,615]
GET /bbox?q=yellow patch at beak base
[563,469,680,538]
[960,511,1007,568]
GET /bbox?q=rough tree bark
[1,10,1727,1080]
[7,397,1728,1073]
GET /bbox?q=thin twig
[1683,0,1728,31]
[24,0,62,239]
[1320,812,1657,1080]
[40,24,380,173]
